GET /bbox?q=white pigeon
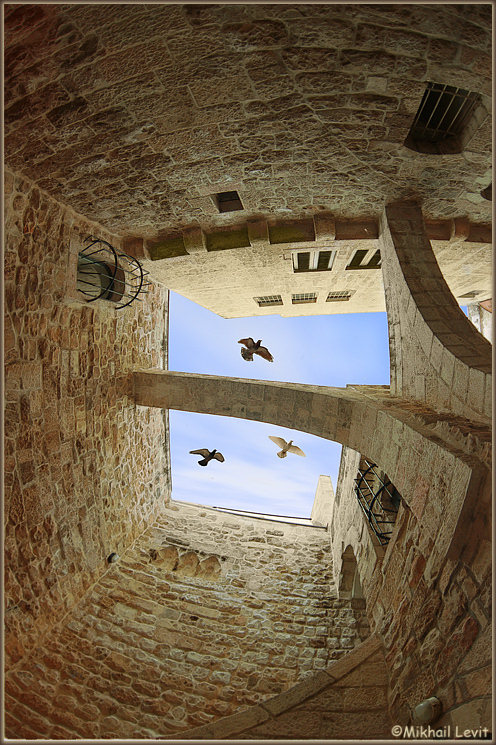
[268,436,306,459]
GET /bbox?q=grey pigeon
[190,448,225,467]
[238,337,273,362]
[268,436,306,459]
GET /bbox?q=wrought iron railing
[77,236,151,309]
[354,460,401,545]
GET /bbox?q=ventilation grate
[292,292,317,304]
[254,295,283,307]
[405,82,482,153]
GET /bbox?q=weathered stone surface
[5,501,367,738]
[4,169,170,672]
[4,5,491,239]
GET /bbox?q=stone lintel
[146,215,490,262]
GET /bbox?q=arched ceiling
[5,3,492,241]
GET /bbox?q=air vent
[405,82,482,154]
[292,293,317,304]
[254,295,283,307]
[326,290,355,302]
[214,191,243,213]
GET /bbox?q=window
[214,191,243,212]
[326,290,355,302]
[254,295,283,307]
[292,249,336,273]
[404,82,484,154]
[346,249,381,270]
[292,292,317,304]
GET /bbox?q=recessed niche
[214,191,244,213]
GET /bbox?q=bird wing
[269,436,288,449]
[241,347,254,361]
[288,444,306,457]
[254,345,273,362]
[190,449,210,457]
[213,452,225,462]
[238,337,255,348]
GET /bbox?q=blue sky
[168,291,391,517]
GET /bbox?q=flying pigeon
[268,436,306,459]
[189,448,225,467]
[238,337,273,362]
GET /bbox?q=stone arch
[196,556,222,580]
[133,370,490,570]
[379,201,491,421]
[175,551,199,577]
[339,546,363,600]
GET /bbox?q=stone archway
[379,201,491,421]
[339,545,364,601]
[133,370,490,573]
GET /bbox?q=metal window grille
[354,459,401,545]
[254,294,283,307]
[408,82,481,145]
[292,292,317,304]
[77,236,151,309]
[326,290,354,302]
[215,190,244,212]
[292,250,336,272]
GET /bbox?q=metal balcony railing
[354,460,401,545]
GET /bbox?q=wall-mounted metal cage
[354,459,401,545]
[77,236,151,309]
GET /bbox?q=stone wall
[5,501,367,739]
[4,168,170,668]
[4,4,492,241]
[179,634,391,740]
[329,447,492,729]
[380,202,491,421]
[131,370,491,729]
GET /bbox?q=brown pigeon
[238,337,273,362]
[268,436,306,459]
[190,448,225,467]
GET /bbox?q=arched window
[339,545,364,601]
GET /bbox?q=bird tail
[277,451,287,458]
[198,459,208,466]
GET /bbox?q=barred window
[254,295,283,307]
[292,292,317,304]
[326,290,355,302]
[404,82,484,154]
